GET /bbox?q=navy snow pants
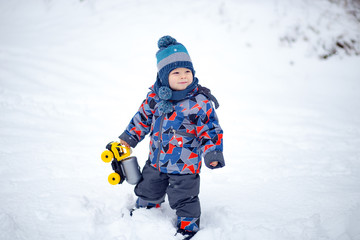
[134,160,201,231]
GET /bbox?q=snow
[1,0,360,239]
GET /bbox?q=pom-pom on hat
[156,36,194,87]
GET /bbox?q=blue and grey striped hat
[156,36,194,87]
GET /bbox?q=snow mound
[277,0,360,59]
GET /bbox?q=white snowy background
[1,0,360,239]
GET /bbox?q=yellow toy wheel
[101,150,114,163]
[108,172,121,185]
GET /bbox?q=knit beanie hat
[156,35,195,87]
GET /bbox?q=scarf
[154,75,199,113]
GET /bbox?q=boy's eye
[172,72,179,74]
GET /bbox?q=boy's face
[168,68,193,91]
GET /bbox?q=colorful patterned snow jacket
[119,86,224,174]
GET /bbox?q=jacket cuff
[119,131,139,148]
[204,151,225,169]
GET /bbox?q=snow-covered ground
[1,0,360,239]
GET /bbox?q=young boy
[119,35,224,239]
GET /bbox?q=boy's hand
[119,139,130,148]
[209,161,218,167]
[204,151,224,169]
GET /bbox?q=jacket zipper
[156,114,166,171]
[172,129,196,138]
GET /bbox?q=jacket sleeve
[119,92,156,148]
[195,98,225,169]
